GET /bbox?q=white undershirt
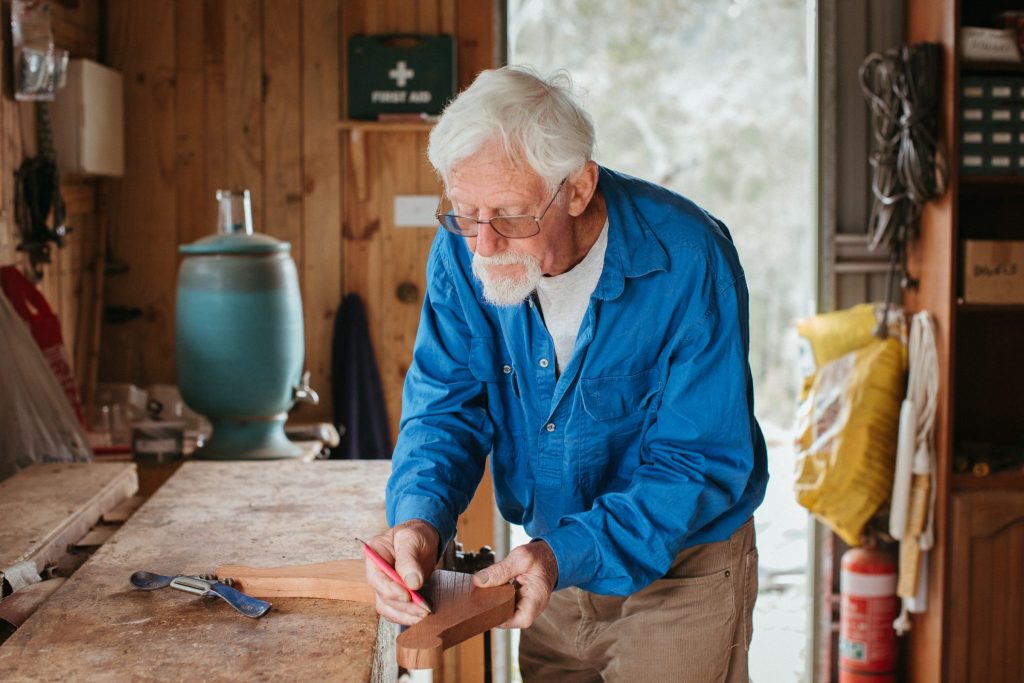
[535,220,609,374]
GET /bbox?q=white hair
[427,66,596,192]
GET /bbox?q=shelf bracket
[347,128,369,202]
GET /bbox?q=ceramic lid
[179,232,290,255]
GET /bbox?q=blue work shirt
[387,167,768,596]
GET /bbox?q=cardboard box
[963,240,1024,303]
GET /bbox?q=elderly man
[365,66,768,682]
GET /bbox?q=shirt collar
[592,166,669,301]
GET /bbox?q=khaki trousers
[519,518,757,683]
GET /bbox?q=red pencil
[356,537,433,615]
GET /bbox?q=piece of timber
[0,461,396,682]
[0,463,138,583]
[214,559,516,670]
[0,578,67,631]
[216,558,376,603]
[397,569,515,670]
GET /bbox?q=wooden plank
[0,461,395,681]
[175,0,210,247]
[225,0,264,230]
[455,0,496,88]
[0,463,137,576]
[51,0,102,60]
[215,557,376,602]
[300,0,342,421]
[261,0,303,248]
[203,0,228,233]
[72,525,119,548]
[377,131,429,439]
[104,0,178,384]
[950,494,971,683]
[101,493,148,523]
[339,0,379,386]
[969,537,992,682]
[1007,523,1024,681]
[0,578,67,630]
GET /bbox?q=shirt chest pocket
[580,367,662,421]
[576,367,662,494]
[468,336,521,417]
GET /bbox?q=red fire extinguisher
[839,545,898,682]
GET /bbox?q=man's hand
[472,540,558,629]
[364,519,440,626]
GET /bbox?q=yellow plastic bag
[796,303,898,401]
[794,334,907,546]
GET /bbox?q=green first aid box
[348,34,456,120]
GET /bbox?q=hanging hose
[860,44,947,337]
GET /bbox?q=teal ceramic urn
[175,190,317,459]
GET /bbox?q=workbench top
[0,460,395,682]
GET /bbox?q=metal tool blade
[208,581,271,618]
[130,570,175,590]
[168,576,270,618]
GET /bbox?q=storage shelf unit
[905,1,1024,681]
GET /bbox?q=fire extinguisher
[839,545,898,682]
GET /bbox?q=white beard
[471,251,543,307]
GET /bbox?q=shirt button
[539,358,549,368]
[502,364,512,374]
[546,423,556,432]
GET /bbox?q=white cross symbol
[388,61,415,88]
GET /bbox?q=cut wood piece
[72,525,118,548]
[0,578,67,630]
[396,570,515,671]
[215,558,375,603]
[214,560,515,672]
[100,493,146,523]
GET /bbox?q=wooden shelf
[959,176,1024,195]
[961,60,1024,74]
[952,471,1024,491]
[337,119,436,201]
[337,119,435,132]
[957,300,1024,312]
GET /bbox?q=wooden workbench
[0,460,396,682]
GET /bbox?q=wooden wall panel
[225,0,264,230]
[0,0,104,415]
[104,0,178,386]
[298,0,342,420]
[101,0,494,432]
[175,0,208,247]
[262,0,303,249]
[202,0,228,239]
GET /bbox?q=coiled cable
[860,43,947,252]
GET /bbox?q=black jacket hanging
[330,293,392,459]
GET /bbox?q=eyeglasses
[435,179,567,239]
